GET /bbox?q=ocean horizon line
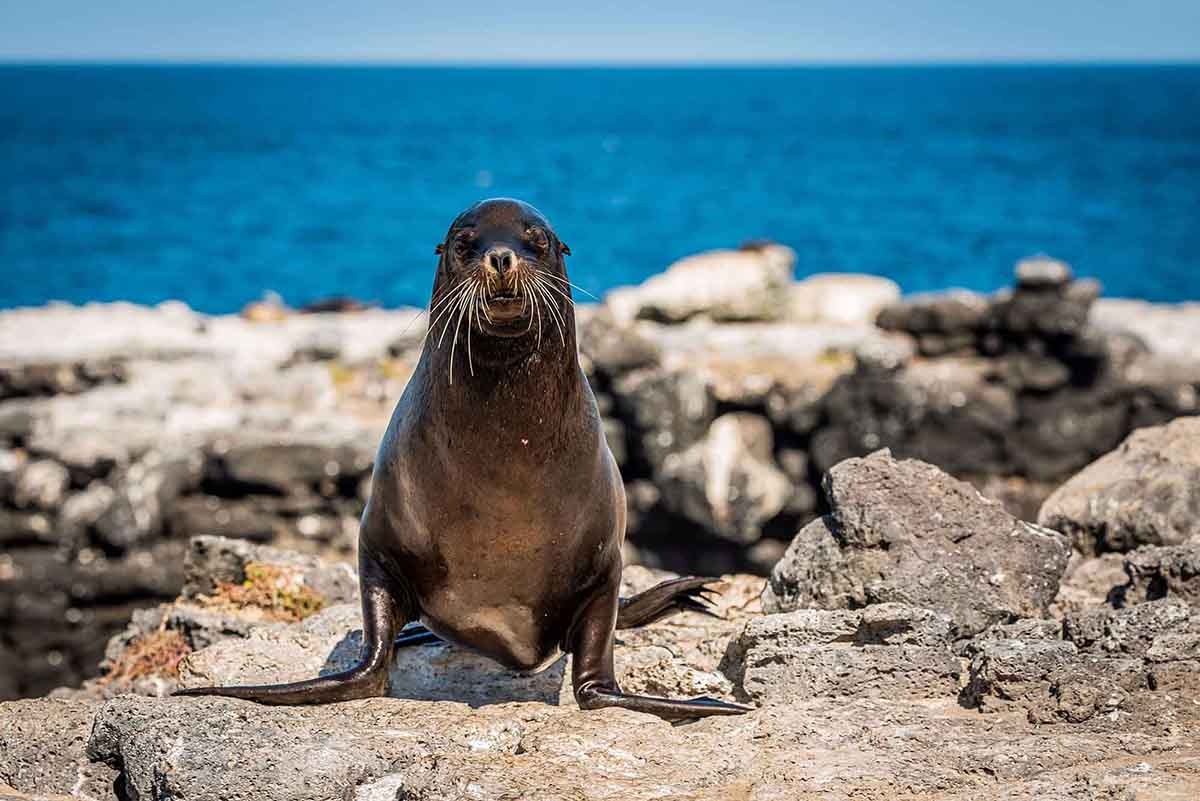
[2,58,1199,70]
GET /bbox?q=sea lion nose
[486,248,514,276]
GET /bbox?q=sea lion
[179,198,750,720]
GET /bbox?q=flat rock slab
[0,698,118,801]
[82,694,1200,801]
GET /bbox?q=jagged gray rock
[1120,543,1200,607]
[961,638,1076,713]
[1039,417,1200,553]
[1064,598,1195,656]
[763,450,1071,636]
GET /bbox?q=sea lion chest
[365,376,623,671]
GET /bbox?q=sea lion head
[432,198,572,339]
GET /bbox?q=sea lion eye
[526,227,549,252]
[453,230,475,257]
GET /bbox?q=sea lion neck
[420,323,584,415]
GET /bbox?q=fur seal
[179,199,750,720]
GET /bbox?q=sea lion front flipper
[570,585,752,722]
[175,550,409,705]
[616,576,722,629]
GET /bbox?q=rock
[0,697,118,800]
[1119,543,1200,607]
[875,290,990,336]
[210,437,373,495]
[976,618,1063,642]
[996,351,1072,391]
[0,509,55,546]
[810,357,1019,476]
[9,460,70,511]
[1052,552,1129,616]
[57,483,117,543]
[70,679,1200,800]
[720,605,959,703]
[1145,632,1200,663]
[180,535,358,605]
[605,244,795,324]
[987,279,1101,339]
[1091,297,1200,365]
[175,564,758,711]
[787,274,901,325]
[1064,599,1194,656]
[1038,417,1200,553]
[961,639,1080,713]
[1009,386,1133,481]
[657,413,791,545]
[178,604,569,706]
[1015,255,1074,289]
[575,308,660,377]
[763,451,1071,637]
[774,448,818,518]
[721,609,960,703]
[970,475,1059,523]
[1031,655,1147,724]
[761,516,856,613]
[612,365,714,472]
[168,495,282,543]
[850,332,916,372]
[93,449,203,551]
[857,603,954,646]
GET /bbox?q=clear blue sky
[1,1,1197,64]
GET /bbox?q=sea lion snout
[484,247,515,278]
[481,246,521,297]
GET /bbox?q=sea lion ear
[559,241,571,256]
[435,243,445,255]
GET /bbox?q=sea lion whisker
[397,279,463,342]
[417,279,475,352]
[436,281,473,355]
[447,281,474,385]
[537,271,598,302]
[433,280,477,351]
[528,276,566,348]
[532,276,544,349]
[531,273,576,307]
[520,274,536,335]
[466,280,479,377]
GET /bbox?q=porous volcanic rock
[0,697,118,801]
[763,450,1071,636]
[1118,543,1200,608]
[1039,417,1200,554]
[720,604,961,703]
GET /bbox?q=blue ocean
[1,65,1198,312]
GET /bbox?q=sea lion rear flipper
[571,585,752,722]
[394,623,441,648]
[175,550,409,705]
[616,576,722,629]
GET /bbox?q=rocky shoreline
[2,246,1199,699]
[1,244,1200,797]
[2,439,1199,799]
